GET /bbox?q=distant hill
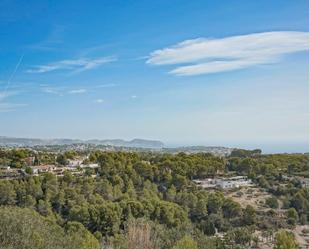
[163,146,234,156]
[0,136,164,149]
[0,136,239,155]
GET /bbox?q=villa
[194,176,253,189]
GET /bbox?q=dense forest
[0,149,308,248]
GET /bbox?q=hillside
[0,136,164,149]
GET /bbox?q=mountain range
[0,136,164,149]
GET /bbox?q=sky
[0,0,309,153]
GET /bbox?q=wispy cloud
[95,99,104,103]
[0,91,26,112]
[0,103,27,112]
[27,56,117,73]
[41,86,86,96]
[0,91,17,101]
[147,31,309,76]
[41,87,64,96]
[95,83,117,88]
[68,89,87,94]
[40,83,116,97]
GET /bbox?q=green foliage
[222,198,241,219]
[0,148,57,167]
[65,221,100,249]
[0,207,99,249]
[25,166,33,174]
[230,149,262,158]
[225,227,253,247]
[265,197,279,209]
[0,181,16,205]
[64,151,78,160]
[0,150,308,248]
[274,230,298,249]
[56,154,68,166]
[286,208,298,225]
[207,193,223,214]
[243,205,256,226]
[172,235,197,249]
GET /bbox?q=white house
[67,159,83,168]
[194,176,252,189]
[80,163,99,169]
[0,166,11,171]
[216,176,252,189]
[215,179,236,189]
[31,165,56,174]
[193,178,216,188]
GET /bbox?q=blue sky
[1,0,309,152]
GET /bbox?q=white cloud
[95,99,104,103]
[131,95,137,99]
[169,58,270,76]
[95,83,117,88]
[0,91,26,112]
[68,89,87,94]
[42,87,87,96]
[0,102,27,112]
[147,31,309,75]
[41,87,64,96]
[0,91,17,101]
[41,86,103,96]
[27,56,117,73]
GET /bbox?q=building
[194,176,253,189]
[52,167,66,176]
[216,179,236,189]
[31,165,56,174]
[0,167,21,179]
[193,178,216,188]
[0,166,11,171]
[67,159,83,168]
[80,163,99,169]
[216,176,253,189]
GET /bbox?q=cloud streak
[95,99,104,103]
[68,89,87,94]
[41,87,63,96]
[0,91,26,112]
[147,31,309,75]
[0,91,17,101]
[0,103,27,112]
[27,56,117,73]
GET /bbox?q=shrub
[265,197,279,209]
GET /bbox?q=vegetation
[0,207,99,249]
[265,197,279,209]
[273,230,298,249]
[0,149,308,248]
[172,235,197,249]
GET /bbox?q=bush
[172,235,197,249]
[265,197,279,209]
[274,230,297,249]
[0,207,100,249]
[25,166,33,175]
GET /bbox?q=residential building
[31,165,56,174]
[80,163,99,169]
[67,159,83,168]
[194,176,253,189]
